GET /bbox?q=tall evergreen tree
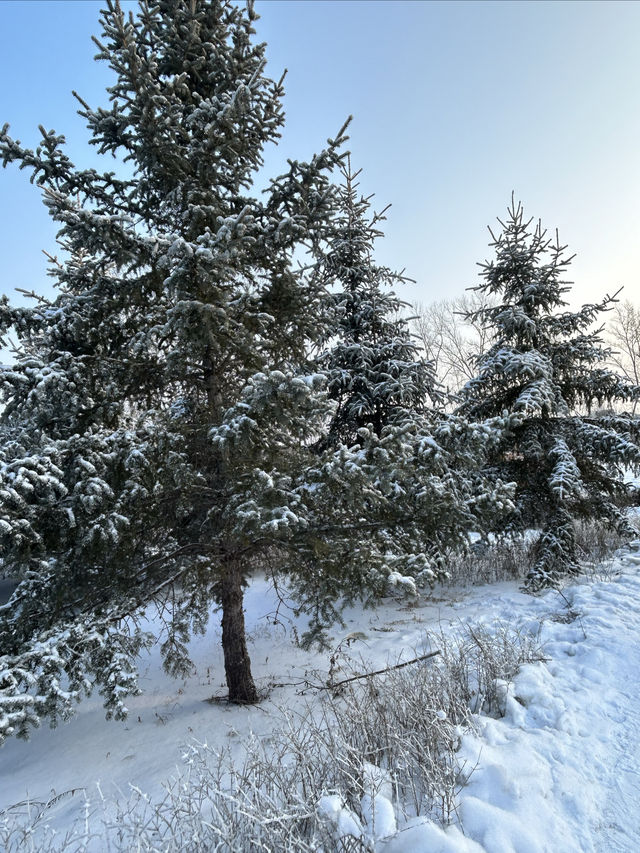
[282,162,515,642]
[457,198,640,588]
[0,0,354,739]
[318,157,437,446]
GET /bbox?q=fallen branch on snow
[269,649,441,695]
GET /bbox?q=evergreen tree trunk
[220,559,258,704]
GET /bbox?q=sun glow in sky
[1,0,639,322]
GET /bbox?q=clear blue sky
[1,0,640,319]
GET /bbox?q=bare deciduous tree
[607,300,640,412]
[411,292,496,396]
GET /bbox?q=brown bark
[220,559,259,704]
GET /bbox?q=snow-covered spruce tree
[456,198,640,589]
[0,0,357,738]
[280,161,515,644]
[318,157,436,446]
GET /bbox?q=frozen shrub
[0,623,544,851]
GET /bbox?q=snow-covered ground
[2,543,640,851]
